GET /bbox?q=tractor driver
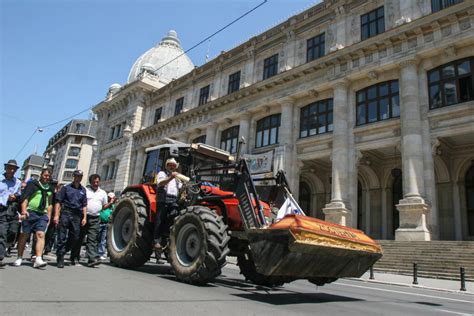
[153,158,182,252]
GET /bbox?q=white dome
[127,30,194,84]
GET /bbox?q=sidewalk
[226,256,473,294]
[354,271,474,294]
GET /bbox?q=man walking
[13,168,53,268]
[0,159,21,267]
[53,170,87,268]
[71,174,111,267]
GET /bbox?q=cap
[107,192,116,199]
[4,159,19,169]
[73,170,83,176]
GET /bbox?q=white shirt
[157,171,182,197]
[86,186,108,216]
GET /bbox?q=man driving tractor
[153,158,182,252]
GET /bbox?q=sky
[1,0,319,177]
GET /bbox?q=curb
[348,277,474,295]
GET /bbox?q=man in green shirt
[13,168,53,268]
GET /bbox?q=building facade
[21,154,44,181]
[92,0,474,241]
[44,119,97,186]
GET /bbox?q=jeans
[98,223,108,257]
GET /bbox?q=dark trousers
[0,207,7,260]
[153,201,179,244]
[72,215,100,261]
[44,222,57,253]
[56,210,81,258]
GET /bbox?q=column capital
[332,79,350,90]
[239,111,252,121]
[278,96,296,107]
[397,56,420,69]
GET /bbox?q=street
[1,257,473,316]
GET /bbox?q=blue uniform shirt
[56,183,87,211]
[0,173,21,207]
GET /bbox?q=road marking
[437,309,473,316]
[336,282,474,304]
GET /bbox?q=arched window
[299,182,311,215]
[466,165,474,236]
[300,98,333,138]
[220,126,240,154]
[193,135,206,144]
[256,114,280,148]
[428,57,473,109]
[356,80,400,125]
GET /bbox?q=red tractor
[107,142,382,286]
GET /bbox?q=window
[300,99,334,138]
[356,80,399,126]
[220,126,240,154]
[68,147,80,157]
[175,97,184,116]
[193,135,206,144]
[109,127,115,140]
[154,108,162,124]
[256,114,281,148]
[65,159,78,169]
[115,123,122,138]
[428,57,474,109]
[75,123,86,134]
[63,171,74,181]
[307,33,325,62]
[228,71,241,94]
[263,54,279,80]
[431,0,462,12]
[198,85,210,106]
[361,6,385,40]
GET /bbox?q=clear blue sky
[1,0,318,177]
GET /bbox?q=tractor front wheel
[168,206,229,285]
[107,192,153,268]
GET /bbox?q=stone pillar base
[323,201,351,227]
[395,197,431,241]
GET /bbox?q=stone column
[238,112,251,154]
[323,80,351,226]
[205,123,218,147]
[396,59,431,241]
[114,125,134,192]
[279,98,296,183]
[177,132,189,143]
[381,188,388,239]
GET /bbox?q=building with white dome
[92,0,474,241]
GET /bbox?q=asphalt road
[1,257,473,316]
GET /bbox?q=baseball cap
[73,170,83,176]
[107,192,116,199]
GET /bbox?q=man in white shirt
[153,158,182,251]
[71,174,111,267]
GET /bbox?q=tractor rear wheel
[107,192,153,268]
[168,206,229,285]
[237,252,293,287]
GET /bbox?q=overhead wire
[13,0,268,159]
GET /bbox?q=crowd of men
[0,159,115,269]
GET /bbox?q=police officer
[53,170,87,268]
[153,158,182,252]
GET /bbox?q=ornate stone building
[92,0,474,241]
